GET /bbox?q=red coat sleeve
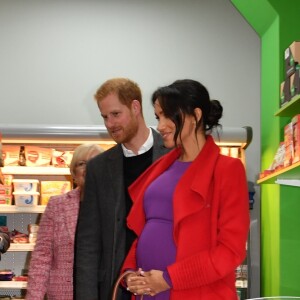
[122,239,138,273]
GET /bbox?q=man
[75,78,169,300]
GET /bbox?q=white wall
[0,1,261,296]
[0,0,260,181]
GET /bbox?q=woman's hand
[126,269,170,296]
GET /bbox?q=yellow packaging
[40,181,72,205]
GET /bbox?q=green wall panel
[232,0,300,297]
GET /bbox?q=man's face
[98,93,139,144]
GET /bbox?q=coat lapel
[173,136,220,238]
[127,135,220,239]
[62,189,80,244]
[127,148,181,235]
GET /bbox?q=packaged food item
[0,270,14,281]
[18,145,26,166]
[28,224,39,233]
[0,195,12,205]
[40,181,72,205]
[1,145,20,166]
[25,146,52,167]
[2,175,13,186]
[28,233,38,243]
[13,192,40,206]
[0,185,12,196]
[52,150,74,168]
[12,179,39,193]
[270,142,286,171]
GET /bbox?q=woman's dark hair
[151,79,223,147]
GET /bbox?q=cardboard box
[285,41,300,77]
[284,122,294,167]
[292,114,300,163]
[0,185,12,196]
[40,181,72,205]
[0,195,12,205]
[290,65,300,98]
[280,77,291,107]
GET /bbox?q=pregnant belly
[136,219,176,271]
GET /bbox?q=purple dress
[136,160,191,300]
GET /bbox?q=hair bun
[206,99,223,130]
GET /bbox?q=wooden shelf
[275,94,300,117]
[257,161,300,185]
[0,281,27,289]
[0,205,46,213]
[1,166,70,175]
[8,243,35,252]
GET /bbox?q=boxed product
[292,114,300,163]
[285,41,300,77]
[280,77,291,107]
[13,192,39,206]
[270,142,285,171]
[0,195,13,205]
[52,150,74,168]
[1,145,20,166]
[284,122,294,167]
[0,184,12,196]
[40,181,72,205]
[2,174,13,186]
[290,65,300,98]
[25,146,52,167]
[12,179,39,193]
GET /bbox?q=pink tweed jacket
[26,188,80,300]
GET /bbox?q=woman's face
[73,150,99,189]
[154,100,196,149]
[154,100,176,148]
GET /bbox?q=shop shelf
[257,161,300,185]
[0,205,46,213]
[1,166,70,175]
[0,281,27,289]
[275,94,300,117]
[7,243,35,252]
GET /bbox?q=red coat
[123,135,250,300]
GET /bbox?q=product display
[0,125,252,298]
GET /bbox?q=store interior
[0,0,300,299]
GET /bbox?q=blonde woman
[26,144,104,300]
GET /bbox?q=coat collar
[62,188,81,243]
[127,135,220,236]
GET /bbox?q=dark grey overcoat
[75,129,169,300]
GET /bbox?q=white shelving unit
[0,167,71,298]
[2,166,70,175]
[0,205,46,214]
[0,281,27,289]
[0,124,253,298]
[7,243,35,252]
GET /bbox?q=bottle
[18,146,26,166]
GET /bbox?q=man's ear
[132,100,141,114]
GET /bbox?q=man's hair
[94,78,142,109]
